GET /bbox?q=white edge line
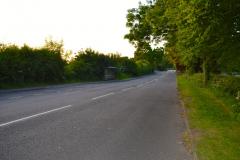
[0,105,72,127]
[92,92,114,100]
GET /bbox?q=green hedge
[0,44,65,86]
[186,73,240,97]
[0,44,155,88]
[65,49,138,81]
[135,60,153,76]
[211,75,240,97]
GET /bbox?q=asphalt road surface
[0,71,192,160]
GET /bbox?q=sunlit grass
[178,75,240,160]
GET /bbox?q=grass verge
[177,74,240,160]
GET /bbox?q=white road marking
[92,92,114,100]
[63,90,84,95]
[32,93,42,96]
[64,91,77,95]
[45,89,55,92]
[137,84,144,88]
[146,79,157,84]
[0,105,72,127]
[145,81,153,84]
[121,87,134,92]
[137,79,158,88]
[9,96,23,100]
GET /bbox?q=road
[0,71,191,160]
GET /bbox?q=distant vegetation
[65,48,143,81]
[0,38,170,89]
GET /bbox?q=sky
[0,0,143,57]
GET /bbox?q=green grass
[0,82,51,89]
[116,73,132,80]
[178,74,240,160]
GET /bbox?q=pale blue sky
[0,0,143,57]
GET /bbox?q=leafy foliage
[135,59,153,75]
[0,40,154,88]
[211,75,240,97]
[65,49,152,81]
[0,43,65,86]
[125,0,240,83]
[124,2,172,70]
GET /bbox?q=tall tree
[125,1,168,69]
[125,0,240,84]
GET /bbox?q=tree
[44,37,64,55]
[125,0,240,85]
[125,1,169,69]
[124,2,154,61]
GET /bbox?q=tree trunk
[203,57,209,86]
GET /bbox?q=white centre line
[32,93,42,96]
[0,105,72,128]
[91,92,114,100]
[146,79,156,84]
[9,96,23,100]
[64,91,78,95]
[137,84,144,88]
[121,87,134,92]
[145,81,153,84]
[137,79,159,88]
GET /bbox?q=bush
[65,49,139,81]
[0,44,65,87]
[0,43,154,88]
[135,60,154,76]
[186,74,240,98]
[211,75,240,97]
[116,72,131,80]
